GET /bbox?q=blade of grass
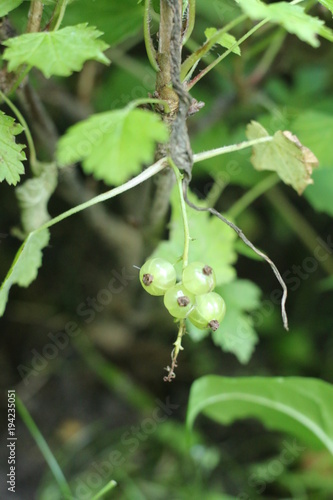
[16,396,73,499]
[91,479,117,500]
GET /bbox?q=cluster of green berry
[139,258,226,331]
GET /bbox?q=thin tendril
[182,180,289,330]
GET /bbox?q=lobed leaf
[187,376,333,456]
[0,111,26,186]
[57,107,168,186]
[246,121,318,195]
[3,24,110,78]
[236,0,325,47]
[0,229,50,317]
[204,27,241,55]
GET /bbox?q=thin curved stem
[16,397,72,499]
[50,0,69,31]
[164,319,186,382]
[181,14,246,81]
[0,90,38,173]
[144,0,159,71]
[91,480,117,500]
[182,178,289,330]
[37,158,167,233]
[187,18,268,90]
[182,0,196,45]
[193,136,273,163]
[169,158,190,269]
[7,66,32,97]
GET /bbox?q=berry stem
[168,158,190,270]
[164,319,186,382]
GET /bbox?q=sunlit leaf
[187,376,333,456]
[246,121,318,195]
[0,229,50,317]
[3,24,110,78]
[236,0,325,47]
[204,27,240,55]
[0,111,26,186]
[57,106,168,186]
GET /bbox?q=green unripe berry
[164,283,196,319]
[182,262,216,295]
[189,292,226,331]
[140,258,176,296]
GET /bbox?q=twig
[37,158,167,232]
[182,178,289,330]
[27,1,44,33]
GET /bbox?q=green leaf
[3,24,110,78]
[0,0,24,16]
[15,164,58,234]
[318,0,333,15]
[204,27,240,55]
[213,280,261,363]
[246,121,319,195]
[152,188,237,285]
[236,0,325,47]
[0,111,26,186]
[304,168,333,217]
[290,110,333,167]
[57,106,168,186]
[64,0,144,47]
[0,229,50,317]
[235,0,268,18]
[187,376,333,456]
